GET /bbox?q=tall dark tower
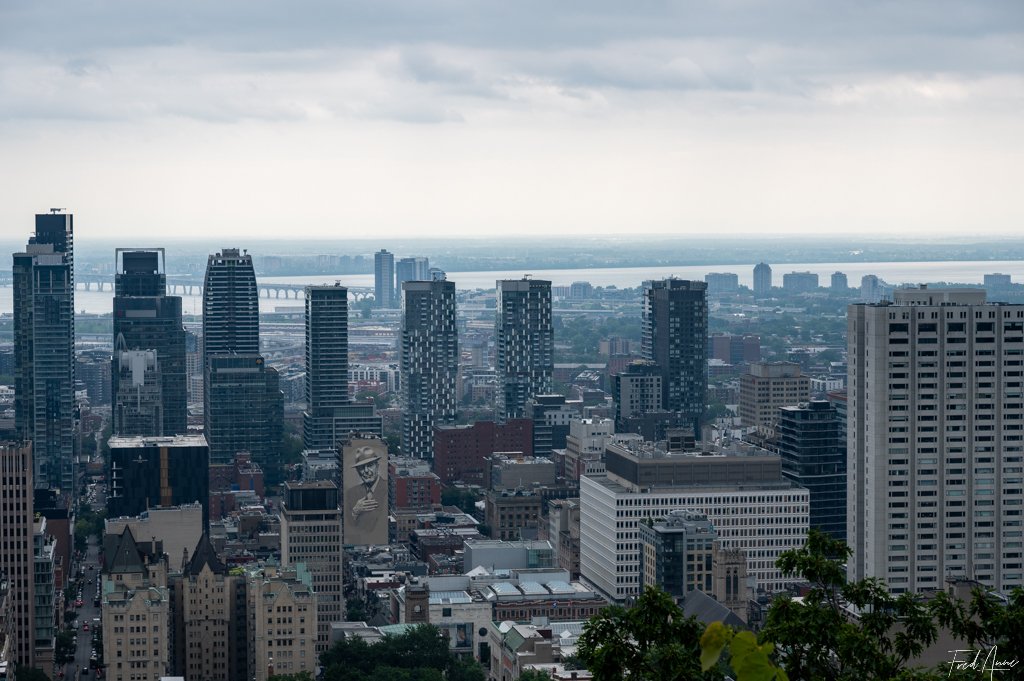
[642,279,707,433]
[13,211,76,493]
[304,284,348,449]
[495,277,553,421]
[374,249,397,309]
[112,248,187,436]
[401,277,458,458]
[202,249,282,467]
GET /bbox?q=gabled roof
[104,526,146,575]
[681,590,746,629]
[186,532,226,576]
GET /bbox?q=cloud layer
[1,0,1022,238]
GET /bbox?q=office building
[113,346,163,437]
[753,262,772,298]
[374,249,397,309]
[0,442,35,668]
[13,211,75,493]
[107,435,211,528]
[848,287,1024,593]
[112,248,187,436]
[782,271,819,293]
[613,361,662,425]
[202,248,283,469]
[777,401,846,541]
[101,527,171,681]
[709,334,761,366]
[396,256,430,294]
[496,278,554,421]
[433,419,534,485]
[527,394,577,458]
[205,355,283,467]
[739,362,810,434]
[246,563,318,681]
[303,284,354,450]
[279,481,342,651]
[984,273,1012,290]
[639,509,716,597]
[401,279,458,459]
[579,441,809,601]
[642,279,707,431]
[202,248,259,356]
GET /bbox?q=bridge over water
[0,271,375,302]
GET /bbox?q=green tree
[755,529,939,680]
[576,586,721,681]
[55,630,77,665]
[518,671,553,680]
[320,624,484,681]
[932,584,1024,667]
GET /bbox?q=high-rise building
[107,435,211,528]
[396,256,430,295]
[202,249,283,469]
[580,441,809,602]
[753,262,772,298]
[374,249,397,309]
[304,284,349,448]
[279,481,342,652]
[704,272,739,295]
[205,354,283,468]
[112,249,187,436]
[32,516,56,675]
[642,279,707,432]
[639,509,716,597]
[738,362,810,434]
[848,287,1024,593]
[526,394,577,458]
[830,271,848,292]
[613,360,663,425]
[0,441,35,668]
[401,279,458,459]
[13,212,76,493]
[777,400,846,541]
[202,248,259,356]
[496,278,553,421]
[113,346,163,436]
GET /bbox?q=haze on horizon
[1,1,1021,241]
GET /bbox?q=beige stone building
[174,534,246,681]
[279,480,342,652]
[101,527,170,681]
[739,362,809,434]
[246,563,318,681]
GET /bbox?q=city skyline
[2,1,1021,240]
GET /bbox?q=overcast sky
[1,1,1022,241]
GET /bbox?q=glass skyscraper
[495,277,553,421]
[13,211,76,494]
[112,248,187,436]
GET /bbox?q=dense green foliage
[576,586,722,681]
[319,624,485,681]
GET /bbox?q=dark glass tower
[374,249,397,309]
[642,279,707,433]
[401,278,458,458]
[112,248,187,436]
[495,278,553,421]
[107,434,211,528]
[777,400,846,541]
[13,211,76,493]
[202,249,282,467]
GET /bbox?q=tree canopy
[319,624,485,681]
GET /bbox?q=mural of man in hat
[343,441,388,545]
